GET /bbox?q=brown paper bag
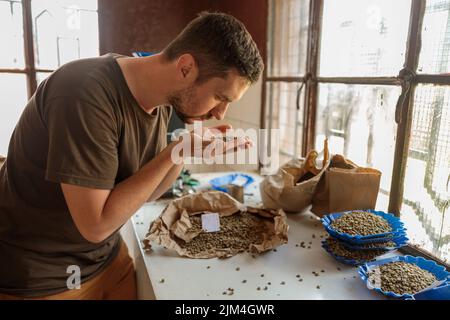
[259,140,330,213]
[143,191,289,259]
[260,158,329,213]
[311,155,381,216]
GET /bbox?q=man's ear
[176,54,198,82]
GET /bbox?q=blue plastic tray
[209,173,255,192]
[341,234,409,251]
[323,231,409,245]
[321,240,387,266]
[358,255,450,299]
[407,284,450,300]
[327,231,408,245]
[321,210,406,244]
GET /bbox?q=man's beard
[167,86,212,123]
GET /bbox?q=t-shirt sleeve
[44,97,119,189]
[160,105,173,150]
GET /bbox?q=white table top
[131,171,397,300]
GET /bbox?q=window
[418,0,450,74]
[267,0,309,77]
[0,0,99,155]
[265,0,310,166]
[265,0,450,264]
[32,0,99,80]
[265,81,305,165]
[320,0,411,77]
[403,85,450,258]
[0,0,25,69]
[315,84,401,210]
[0,74,28,156]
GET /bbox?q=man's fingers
[235,136,254,148]
[223,136,253,152]
[209,124,232,133]
[186,132,254,159]
[230,141,252,153]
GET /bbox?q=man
[0,12,263,300]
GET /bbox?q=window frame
[262,0,450,269]
[0,0,53,98]
[0,0,98,98]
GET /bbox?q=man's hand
[171,124,254,162]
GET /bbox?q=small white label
[201,212,220,232]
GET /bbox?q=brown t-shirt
[0,53,171,297]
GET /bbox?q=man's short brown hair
[163,12,264,84]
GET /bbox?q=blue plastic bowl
[407,284,450,300]
[358,255,450,299]
[321,239,388,266]
[341,234,409,251]
[321,210,406,244]
[328,231,408,245]
[209,173,255,192]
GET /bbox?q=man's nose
[213,103,229,120]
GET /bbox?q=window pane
[37,71,52,85]
[32,0,99,69]
[417,0,450,74]
[0,0,25,68]
[402,85,450,263]
[315,84,401,209]
[319,0,411,77]
[265,82,304,165]
[267,0,309,77]
[0,74,28,156]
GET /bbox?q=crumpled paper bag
[143,191,289,259]
[260,158,329,213]
[260,141,330,213]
